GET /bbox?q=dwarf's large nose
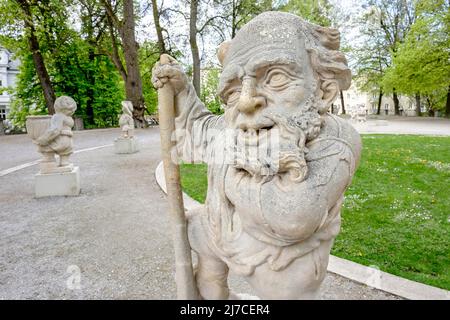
[236,76,266,114]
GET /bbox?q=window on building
[0,106,7,120]
[0,80,2,87]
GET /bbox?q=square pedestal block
[114,137,139,154]
[35,166,80,198]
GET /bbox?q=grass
[180,135,450,290]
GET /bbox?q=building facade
[0,47,20,121]
[332,83,420,117]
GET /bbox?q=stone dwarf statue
[152,12,361,299]
[119,101,135,138]
[33,96,77,173]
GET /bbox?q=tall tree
[5,0,57,114]
[101,0,146,127]
[353,6,390,115]
[79,0,110,125]
[1,0,124,128]
[280,0,333,26]
[382,0,450,116]
[151,0,167,55]
[361,0,416,115]
[222,0,273,38]
[189,0,201,95]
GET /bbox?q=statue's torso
[199,114,361,275]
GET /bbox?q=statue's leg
[187,207,231,300]
[42,152,56,163]
[59,153,72,166]
[195,254,230,300]
[244,240,334,299]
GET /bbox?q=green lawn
[180,135,450,290]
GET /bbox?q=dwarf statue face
[217,12,351,180]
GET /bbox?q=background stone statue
[153,11,361,299]
[27,96,77,173]
[119,101,135,138]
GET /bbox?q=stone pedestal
[35,166,80,198]
[114,137,139,154]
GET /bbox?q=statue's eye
[266,70,290,88]
[227,90,241,105]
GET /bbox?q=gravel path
[0,126,403,299]
[349,116,450,136]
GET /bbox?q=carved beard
[232,96,323,183]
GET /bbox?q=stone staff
[156,54,197,299]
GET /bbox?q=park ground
[0,117,449,299]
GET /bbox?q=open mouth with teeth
[236,126,274,146]
[235,117,276,146]
[232,120,283,177]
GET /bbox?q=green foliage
[200,68,223,115]
[382,0,450,111]
[0,0,125,128]
[86,55,125,127]
[353,1,392,96]
[138,41,160,115]
[180,135,450,290]
[7,53,48,127]
[233,0,274,30]
[354,0,450,114]
[279,0,333,26]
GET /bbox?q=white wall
[332,82,419,116]
[0,47,20,120]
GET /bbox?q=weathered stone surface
[119,101,135,138]
[35,166,80,198]
[114,136,139,154]
[26,96,78,174]
[153,11,362,299]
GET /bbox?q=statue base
[35,166,80,198]
[114,137,139,154]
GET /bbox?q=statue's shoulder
[50,113,65,126]
[321,114,360,143]
[306,114,362,164]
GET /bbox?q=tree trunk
[393,89,400,115]
[415,93,421,117]
[445,86,450,118]
[339,90,346,114]
[189,0,201,96]
[151,0,166,55]
[18,0,55,114]
[122,0,146,127]
[231,0,237,38]
[377,89,383,115]
[426,97,434,116]
[86,47,95,125]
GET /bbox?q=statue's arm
[173,82,223,163]
[36,114,64,145]
[262,128,361,241]
[228,127,361,243]
[152,57,223,163]
[259,146,356,241]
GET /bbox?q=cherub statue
[34,96,77,172]
[119,101,134,138]
[153,12,361,299]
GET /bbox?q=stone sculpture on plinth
[26,96,80,197]
[114,100,139,154]
[153,11,361,299]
